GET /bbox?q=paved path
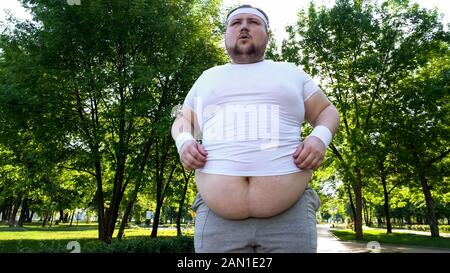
[317,224,450,253]
[317,224,367,253]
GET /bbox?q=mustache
[238,32,252,39]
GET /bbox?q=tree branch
[61,165,96,177]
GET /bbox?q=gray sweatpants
[191,187,321,253]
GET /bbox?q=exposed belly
[195,170,312,219]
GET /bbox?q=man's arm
[171,107,196,140]
[171,107,208,170]
[293,90,340,170]
[304,91,340,135]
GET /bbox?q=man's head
[225,5,270,64]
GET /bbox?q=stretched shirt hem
[196,168,303,177]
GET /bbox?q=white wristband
[309,125,333,147]
[175,132,195,154]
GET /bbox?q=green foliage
[331,228,450,249]
[0,222,194,252]
[0,0,227,239]
[265,31,282,61]
[281,0,449,238]
[86,236,194,253]
[1,0,448,243]
[0,236,194,253]
[407,225,450,234]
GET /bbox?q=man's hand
[293,136,326,170]
[179,140,208,170]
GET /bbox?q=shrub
[408,225,450,234]
[0,236,194,253]
[84,236,194,253]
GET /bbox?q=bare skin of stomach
[195,170,313,220]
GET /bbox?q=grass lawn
[331,228,450,249]
[0,222,194,253]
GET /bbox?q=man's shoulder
[266,60,307,74]
[192,64,227,83]
[269,60,300,69]
[202,63,229,74]
[199,61,306,75]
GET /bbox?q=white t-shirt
[183,60,320,176]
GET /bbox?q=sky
[1,0,449,43]
[222,0,450,43]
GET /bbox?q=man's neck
[231,56,265,64]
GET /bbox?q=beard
[226,40,267,63]
[234,42,257,55]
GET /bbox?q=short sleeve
[182,73,204,112]
[302,72,321,102]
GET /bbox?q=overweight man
[171,5,340,253]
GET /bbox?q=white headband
[226,8,269,30]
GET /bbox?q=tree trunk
[363,198,371,227]
[27,211,34,223]
[117,195,136,240]
[24,204,30,223]
[42,212,48,227]
[59,210,64,224]
[352,183,364,240]
[49,211,54,227]
[1,198,11,222]
[151,199,163,238]
[105,195,124,242]
[418,172,439,237]
[377,216,382,227]
[69,210,75,227]
[94,158,107,242]
[63,212,69,223]
[8,195,22,227]
[177,168,192,236]
[117,168,149,240]
[151,163,177,238]
[17,198,28,227]
[347,185,356,224]
[117,129,156,240]
[104,157,126,243]
[4,197,13,222]
[381,178,392,233]
[55,209,63,225]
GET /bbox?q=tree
[385,50,450,236]
[265,31,282,61]
[1,0,226,243]
[176,166,194,236]
[282,0,448,239]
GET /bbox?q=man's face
[225,13,269,63]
